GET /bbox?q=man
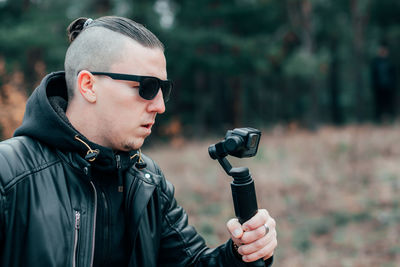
[0,16,277,266]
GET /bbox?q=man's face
[92,41,167,151]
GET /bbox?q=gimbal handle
[230,167,265,267]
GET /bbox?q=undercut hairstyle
[64,16,165,101]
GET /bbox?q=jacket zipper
[89,181,98,267]
[101,191,109,257]
[73,210,80,267]
[116,154,124,192]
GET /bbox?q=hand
[227,209,277,262]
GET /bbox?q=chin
[122,138,144,151]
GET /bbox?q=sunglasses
[91,72,172,102]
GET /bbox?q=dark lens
[161,81,172,102]
[247,133,259,149]
[140,78,160,100]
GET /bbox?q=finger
[239,228,276,255]
[241,216,276,244]
[242,236,278,262]
[241,223,268,244]
[242,209,269,231]
[226,218,243,239]
[263,251,275,261]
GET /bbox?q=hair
[64,16,165,100]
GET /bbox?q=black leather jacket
[0,136,248,266]
[0,72,272,266]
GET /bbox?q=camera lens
[247,133,259,148]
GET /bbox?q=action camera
[208,127,261,159]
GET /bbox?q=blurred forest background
[0,0,399,266]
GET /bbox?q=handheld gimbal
[209,127,265,267]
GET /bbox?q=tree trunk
[350,0,370,122]
[329,37,342,124]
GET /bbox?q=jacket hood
[14,71,138,173]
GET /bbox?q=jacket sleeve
[157,175,273,267]
[0,192,4,244]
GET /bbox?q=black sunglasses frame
[91,71,172,102]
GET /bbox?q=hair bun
[67,17,90,43]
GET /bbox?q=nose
[147,89,166,114]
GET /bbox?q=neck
[66,99,106,147]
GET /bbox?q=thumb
[226,218,243,239]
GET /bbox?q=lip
[141,122,154,134]
[142,122,154,128]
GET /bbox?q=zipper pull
[115,154,123,192]
[116,154,121,169]
[75,211,81,230]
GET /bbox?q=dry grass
[147,125,400,267]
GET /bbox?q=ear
[77,70,97,103]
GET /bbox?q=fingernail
[233,229,242,238]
